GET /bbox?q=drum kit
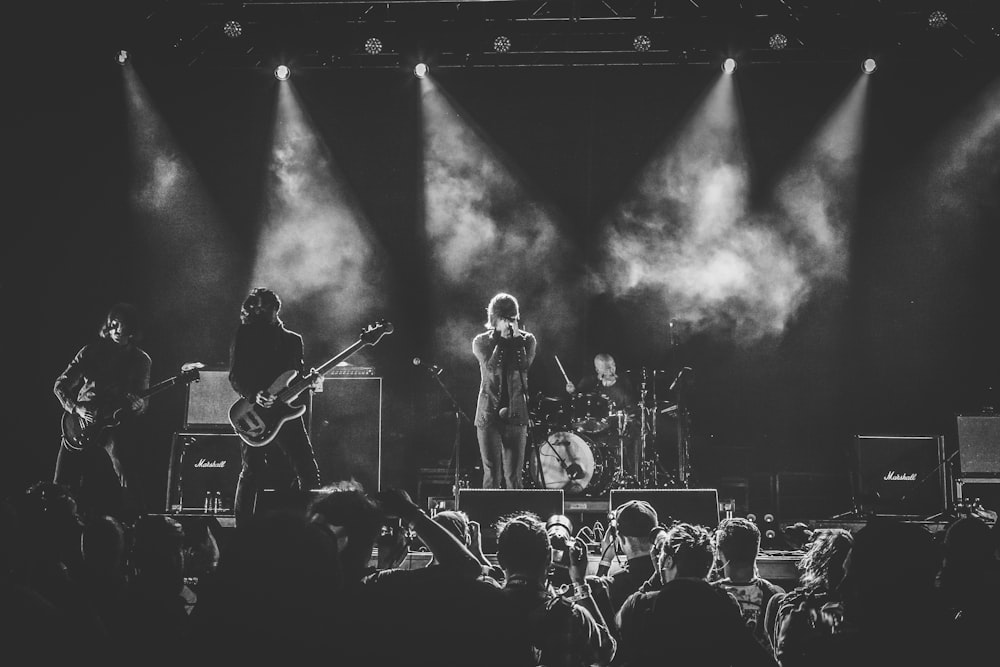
[523,391,642,497]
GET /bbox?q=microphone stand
[422,365,473,511]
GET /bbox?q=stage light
[116,49,129,65]
[222,20,242,39]
[633,34,651,52]
[414,62,428,78]
[768,33,787,50]
[722,57,736,73]
[274,65,290,80]
[862,58,877,74]
[927,10,948,29]
[493,35,511,53]
[364,37,383,55]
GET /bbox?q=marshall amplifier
[165,432,242,514]
[853,434,947,517]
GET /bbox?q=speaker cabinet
[609,489,721,530]
[310,376,382,493]
[166,432,242,513]
[456,489,565,553]
[854,434,946,517]
[184,368,239,430]
[956,415,1000,476]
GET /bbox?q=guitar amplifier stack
[165,368,383,513]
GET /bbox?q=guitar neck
[275,338,369,403]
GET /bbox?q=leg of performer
[476,426,503,489]
[277,417,321,492]
[502,424,527,490]
[234,443,267,526]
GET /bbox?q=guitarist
[229,287,321,527]
[53,302,151,521]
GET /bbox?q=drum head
[526,431,612,496]
[571,393,610,433]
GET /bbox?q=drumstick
[554,355,570,384]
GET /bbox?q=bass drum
[524,431,614,496]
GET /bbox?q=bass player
[229,287,321,526]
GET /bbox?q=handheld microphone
[412,357,444,376]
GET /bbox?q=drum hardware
[571,392,611,434]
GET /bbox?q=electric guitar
[61,362,205,452]
[229,319,394,447]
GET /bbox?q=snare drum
[525,431,614,496]
[571,393,610,433]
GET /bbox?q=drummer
[565,352,637,414]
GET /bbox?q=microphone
[412,357,444,375]
[565,463,584,481]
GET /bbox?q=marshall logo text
[195,458,227,469]
[883,470,918,482]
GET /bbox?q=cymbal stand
[637,367,658,488]
[609,410,638,489]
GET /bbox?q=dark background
[6,5,999,521]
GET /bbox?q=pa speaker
[166,432,242,513]
[456,489,565,553]
[184,368,239,429]
[609,489,721,530]
[956,415,1000,476]
[310,376,382,493]
[854,434,946,517]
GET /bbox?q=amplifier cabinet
[956,415,1000,477]
[165,432,242,514]
[310,376,382,493]
[853,434,946,517]
[184,368,239,430]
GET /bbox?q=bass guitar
[229,319,393,447]
[61,362,205,452]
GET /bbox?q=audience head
[659,522,715,582]
[714,517,761,568]
[433,510,471,546]
[182,516,222,580]
[496,512,550,581]
[613,500,659,555]
[797,527,853,592]
[130,514,186,593]
[81,514,127,572]
[307,481,384,582]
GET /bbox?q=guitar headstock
[180,362,206,382]
[360,319,394,347]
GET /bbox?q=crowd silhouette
[3,478,998,666]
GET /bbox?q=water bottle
[204,493,212,514]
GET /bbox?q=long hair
[797,528,853,591]
[99,302,142,343]
[240,287,283,326]
[484,292,520,329]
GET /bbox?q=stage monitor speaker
[854,434,946,517]
[609,489,721,530]
[310,376,382,493]
[184,368,239,430]
[456,489,565,553]
[956,415,1000,476]
[166,432,242,513]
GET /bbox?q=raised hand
[376,488,421,522]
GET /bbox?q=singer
[472,292,537,489]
